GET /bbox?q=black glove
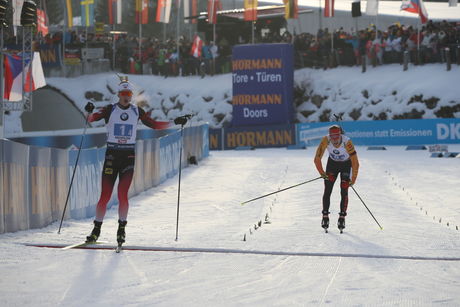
[85,102,95,113]
[174,116,188,126]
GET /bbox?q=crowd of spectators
[5,20,460,77]
[292,20,460,69]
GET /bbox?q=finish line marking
[25,243,460,262]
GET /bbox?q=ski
[62,241,107,250]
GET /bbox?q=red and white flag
[324,0,334,17]
[401,0,428,24]
[190,35,203,58]
[156,0,172,23]
[184,0,198,24]
[108,0,122,24]
[37,9,49,36]
[207,0,220,24]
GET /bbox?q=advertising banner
[297,118,460,146]
[39,44,62,68]
[232,43,294,127]
[209,128,223,150]
[224,124,295,149]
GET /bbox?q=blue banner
[297,118,460,146]
[232,43,294,127]
[39,44,62,68]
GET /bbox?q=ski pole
[175,125,184,241]
[58,114,90,234]
[241,176,323,206]
[351,185,383,230]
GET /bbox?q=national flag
[64,0,73,27]
[135,0,148,24]
[448,0,457,7]
[244,0,257,21]
[13,0,25,26]
[207,0,220,24]
[401,0,428,24]
[190,35,203,58]
[81,0,95,27]
[37,9,49,36]
[184,0,198,24]
[284,0,298,19]
[108,0,122,24]
[3,52,47,102]
[324,0,334,17]
[156,0,172,23]
[366,0,379,16]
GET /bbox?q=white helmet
[118,81,133,93]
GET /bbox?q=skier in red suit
[84,81,188,244]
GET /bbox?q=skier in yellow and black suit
[314,125,359,232]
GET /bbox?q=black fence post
[361,55,366,73]
[445,48,451,71]
[403,50,409,71]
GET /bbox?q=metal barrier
[0,124,209,233]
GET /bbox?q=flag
[184,0,198,24]
[324,0,334,17]
[3,52,47,102]
[244,0,257,21]
[366,0,379,16]
[401,0,428,24]
[449,0,458,7]
[190,35,203,58]
[64,0,73,27]
[81,0,95,27]
[351,1,361,17]
[108,0,122,24]
[284,0,298,19]
[135,0,148,24]
[13,0,25,26]
[117,0,122,24]
[207,0,220,24]
[156,0,172,23]
[37,9,49,36]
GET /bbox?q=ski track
[1,146,460,306]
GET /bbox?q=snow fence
[0,124,209,234]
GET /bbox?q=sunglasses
[119,91,133,97]
[329,133,341,139]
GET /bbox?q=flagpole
[0,26,4,139]
[139,1,142,74]
[212,0,216,43]
[417,2,421,64]
[112,24,116,71]
[177,0,180,76]
[62,0,66,76]
[318,0,322,33]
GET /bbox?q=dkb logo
[437,123,460,140]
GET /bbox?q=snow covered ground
[1,145,460,306]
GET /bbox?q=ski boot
[116,220,127,253]
[86,221,102,243]
[338,212,346,233]
[117,220,127,244]
[321,211,330,233]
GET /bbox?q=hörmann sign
[232,43,294,127]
